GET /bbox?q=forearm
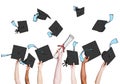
[25,70,30,84]
[81,63,87,84]
[71,69,77,84]
[14,63,21,84]
[53,58,62,84]
[37,69,43,84]
[95,68,104,84]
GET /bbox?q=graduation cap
[35,45,53,62]
[102,47,115,65]
[22,53,35,68]
[63,50,79,66]
[81,41,101,61]
[73,6,85,17]
[11,45,27,61]
[11,20,28,33]
[92,14,114,32]
[63,41,79,66]
[33,9,51,22]
[47,21,63,37]
[101,38,118,65]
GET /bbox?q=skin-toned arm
[53,50,63,84]
[37,61,43,84]
[25,65,30,84]
[14,60,21,84]
[95,62,107,84]
[80,57,89,84]
[71,63,77,84]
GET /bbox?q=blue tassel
[79,51,84,62]
[109,14,114,22]
[72,41,78,51]
[109,38,118,47]
[11,20,17,27]
[73,6,77,11]
[33,13,39,22]
[1,54,11,57]
[27,44,37,49]
[19,61,25,65]
[47,32,52,37]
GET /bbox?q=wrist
[82,62,86,65]
[26,70,29,72]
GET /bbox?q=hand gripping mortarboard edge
[54,34,74,59]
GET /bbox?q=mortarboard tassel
[109,14,114,22]
[11,20,19,33]
[73,6,77,11]
[79,49,93,62]
[27,44,37,49]
[33,13,39,22]
[79,50,84,62]
[19,60,25,65]
[109,38,118,48]
[1,54,11,57]
[47,32,52,37]
[11,20,18,27]
[72,41,78,51]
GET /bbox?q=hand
[26,65,30,71]
[16,60,19,64]
[82,57,89,64]
[71,63,75,70]
[58,44,65,52]
[101,62,107,69]
[16,58,21,64]
[38,61,43,69]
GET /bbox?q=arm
[53,50,63,84]
[71,63,77,84]
[95,62,107,84]
[80,57,89,84]
[25,65,30,84]
[14,60,21,84]
[37,61,43,84]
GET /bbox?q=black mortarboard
[17,21,28,33]
[64,50,79,66]
[102,47,115,65]
[74,6,84,17]
[11,20,28,33]
[82,41,101,61]
[92,20,108,32]
[48,21,63,37]
[35,45,53,62]
[92,14,114,32]
[11,45,27,60]
[23,53,35,68]
[37,8,51,20]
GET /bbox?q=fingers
[38,61,43,65]
[38,61,43,69]
[83,56,89,63]
[16,58,21,63]
[16,60,19,63]
[85,56,89,60]
[58,44,65,52]
[71,63,75,70]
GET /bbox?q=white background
[0,0,120,84]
